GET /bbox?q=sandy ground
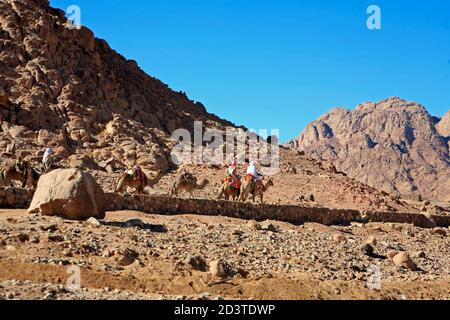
[0,209,448,300]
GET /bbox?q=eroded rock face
[0,0,232,172]
[436,110,450,138]
[291,97,450,201]
[28,168,106,220]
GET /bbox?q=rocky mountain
[0,0,234,172]
[289,97,450,202]
[436,110,450,139]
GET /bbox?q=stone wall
[0,187,34,209]
[1,187,449,228]
[103,193,450,228]
[104,193,362,226]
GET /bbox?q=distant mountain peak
[290,97,450,201]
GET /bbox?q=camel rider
[226,160,240,188]
[246,162,262,186]
[130,165,144,182]
[42,147,53,170]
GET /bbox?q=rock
[246,220,261,230]
[366,236,377,246]
[41,224,58,232]
[125,219,145,229]
[28,169,106,221]
[361,244,374,257]
[186,255,207,272]
[392,252,418,271]
[305,193,315,202]
[387,250,399,259]
[333,234,347,243]
[209,259,233,279]
[87,217,101,227]
[67,154,102,171]
[5,245,16,251]
[47,234,64,242]
[351,222,365,228]
[15,233,30,243]
[115,249,139,266]
[431,228,447,237]
[260,221,278,232]
[413,251,427,259]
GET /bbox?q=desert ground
[0,209,448,300]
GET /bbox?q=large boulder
[28,169,106,220]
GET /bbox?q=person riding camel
[42,147,53,171]
[246,161,263,188]
[130,165,144,182]
[225,160,240,189]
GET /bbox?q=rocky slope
[289,97,450,202]
[0,0,234,173]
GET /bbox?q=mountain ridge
[289,97,450,202]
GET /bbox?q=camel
[23,165,40,189]
[0,160,27,188]
[239,177,274,204]
[170,171,209,198]
[217,179,241,201]
[115,169,165,195]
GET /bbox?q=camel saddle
[246,174,263,189]
[225,176,241,189]
[133,167,145,182]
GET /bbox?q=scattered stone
[351,222,364,228]
[115,249,139,266]
[125,219,145,229]
[361,244,374,257]
[333,234,347,243]
[387,251,399,259]
[47,234,64,242]
[15,233,30,243]
[392,252,418,271]
[366,236,377,246]
[41,224,58,232]
[5,245,16,251]
[246,220,261,230]
[87,217,101,227]
[388,223,401,231]
[413,251,427,259]
[209,259,233,278]
[186,255,208,272]
[30,236,40,244]
[431,228,447,237]
[305,193,315,202]
[260,221,278,232]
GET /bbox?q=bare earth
[0,209,448,300]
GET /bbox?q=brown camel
[0,160,27,188]
[217,179,241,201]
[116,170,164,194]
[239,177,274,204]
[19,162,41,189]
[170,171,209,198]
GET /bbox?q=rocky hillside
[0,0,234,172]
[289,97,450,202]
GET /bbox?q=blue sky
[51,0,450,142]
